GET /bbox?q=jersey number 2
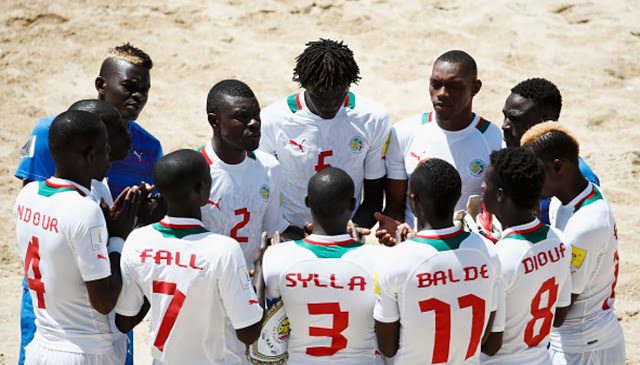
[153,281,187,352]
[24,235,46,309]
[306,302,348,356]
[524,277,559,347]
[418,294,485,363]
[230,208,251,243]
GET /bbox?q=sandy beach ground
[0,0,638,363]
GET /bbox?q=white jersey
[260,91,391,227]
[374,226,502,364]
[263,234,383,365]
[199,142,288,269]
[549,183,623,353]
[116,216,263,365]
[91,178,113,206]
[481,219,572,365]
[385,112,502,226]
[14,178,113,354]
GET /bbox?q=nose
[247,117,260,129]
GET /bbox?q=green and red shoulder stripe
[502,221,550,244]
[153,220,209,239]
[38,179,87,197]
[287,92,356,113]
[294,236,363,258]
[410,228,471,251]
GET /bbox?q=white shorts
[549,340,625,365]
[25,336,127,365]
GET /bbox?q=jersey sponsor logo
[97,254,108,261]
[260,184,271,201]
[522,242,567,274]
[416,264,490,288]
[373,272,381,295]
[208,197,222,210]
[409,151,422,163]
[468,159,486,177]
[90,226,106,251]
[249,299,259,305]
[289,138,305,152]
[133,150,144,161]
[570,245,587,268]
[349,136,364,154]
[20,135,36,158]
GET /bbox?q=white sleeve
[69,203,112,282]
[564,222,609,295]
[385,125,409,180]
[219,241,263,329]
[258,105,280,156]
[115,245,145,316]
[557,250,573,307]
[262,245,281,300]
[491,249,515,332]
[373,259,401,323]
[262,162,289,235]
[364,111,391,180]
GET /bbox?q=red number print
[152,281,187,352]
[418,294,485,363]
[524,277,558,347]
[602,250,619,310]
[24,235,46,309]
[315,150,333,172]
[230,208,251,243]
[306,302,349,356]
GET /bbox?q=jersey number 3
[306,302,348,356]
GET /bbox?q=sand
[0,0,638,363]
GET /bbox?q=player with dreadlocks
[259,38,391,232]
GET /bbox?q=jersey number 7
[153,281,187,352]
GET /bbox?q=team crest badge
[260,184,271,201]
[247,299,289,364]
[468,159,486,177]
[349,136,364,154]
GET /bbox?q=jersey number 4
[306,302,348,356]
[24,235,46,309]
[230,208,251,243]
[418,294,485,363]
[153,281,187,352]
[524,277,559,347]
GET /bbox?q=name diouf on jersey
[522,242,567,275]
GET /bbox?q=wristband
[107,237,125,254]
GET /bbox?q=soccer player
[521,123,625,365]
[262,167,383,364]
[480,147,572,364]
[382,50,502,233]
[115,149,263,364]
[501,77,599,224]
[259,38,391,230]
[200,79,291,269]
[374,158,502,363]
[14,110,139,364]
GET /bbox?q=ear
[95,76,106,98]
[305,196,310,208]
[496,187,505,203]
[408,193,418,215]
[472,79,482,96]
[207,112,219,130]
[551,158,564,175]
[349,197,356,211]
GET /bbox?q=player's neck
[166,205,202,221]
[311,219,349,236]
[435,108,474,132]
[53,170,92,190]
[211,138,246,165]
[498,208,536,230]
[558,174,589,206]
[417,217,454,231]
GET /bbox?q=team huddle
[13,39,624,365]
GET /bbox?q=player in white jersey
[480,147,572,365]
[260,39,391,230]
[14,111,139,365]
[375,158,502,364]
[115,149,264,365]
[521,123,625,365]
[378,50,501,243]
[199,80,293,271]
[263,168,383,365]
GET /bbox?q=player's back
[14,179,113,353]
[118,218,262,365]
[388,230,498,364]
[482,220,571,365]
[263,235,382,365]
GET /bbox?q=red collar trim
[296,93,303,110]
[201,146,214,165]
[303,237,357,246]
[574,186,596,210]
[159,220,205,230]
[503,221,544,239]
[44,179,86,196]
[416,228,464,240]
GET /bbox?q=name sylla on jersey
[415,264,490,288]
[285,272,368,291]
[139,248,204,271]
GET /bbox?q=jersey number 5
[419,294,485,363]
[153,281,187,352]
[230,208,251,243]
[315,150,333,172]
[306,302,348,356]
[24,235,46,309]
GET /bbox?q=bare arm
[481,311,502,356]
[375,320,400,358]
[115,297,150,333]
[352,178,385,228]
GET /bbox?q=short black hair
[153,149,209,198]
[511,78,562,120]
[409,158,461,220]
[307,167,355,218]
[435,50,478,79]
[106,43,153,70]
[521,122,580,165]
[293,38,361,90]
[49,110,106,157]
[206,79,256,114]
[488,147,545,210]
[68,99,121,128]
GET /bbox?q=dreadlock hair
[206,79,256,114]
[105,43,153,70]
[293,38,361,91]
[410,158,461,221]
[521,122,580,165]
[488,148,545,210]
[435,50,478,80]
[511,78,562,120]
